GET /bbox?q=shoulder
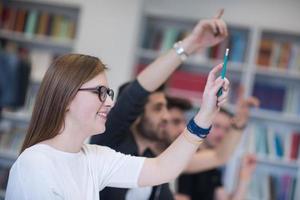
[15,145,53,167]
[9,145,56,188]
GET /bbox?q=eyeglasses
[78,86,114,102]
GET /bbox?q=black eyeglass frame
[78,86,114,102]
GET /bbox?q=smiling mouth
[96,112,108,119]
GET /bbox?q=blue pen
[217,48,229,97]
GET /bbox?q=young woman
[5,52,229,199]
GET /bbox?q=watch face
[174,42,188,61]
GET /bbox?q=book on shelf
[14,9,26,33]
[0,4,77,40]
[289,44,300,72]
[247,123,300,161]
[257,39,273,67]
[257,38,300,72]
[36,12,50,36]
[290,133,300,160]
[253,82,286,112]
[2,7,17,30]
[228,30,247,63]
[248,172,297,200]
[277,42,292,70]
[160,27,179,52]
[166,70,207,105]
[24,10,38,37]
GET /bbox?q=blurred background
[0,0,300,199]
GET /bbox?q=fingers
[217,78,229,100]
[246,97,260,107]
[214,19,227,36]
[211,20,218,36]
[239,96,260,110]
[223,78,230,91]
[217,98,227,107]
[217,81,229,107]
[212,9,227,37]
[244,154,257,167]
[211,77,225,94]
[214,8,224,19]
[207,19,227,37]
[206,63,223,88]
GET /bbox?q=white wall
[144,0,300,33]
[74,0,143,91]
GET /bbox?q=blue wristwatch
[187,118,212,138]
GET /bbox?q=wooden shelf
[250,108,300,125]
[0,30,74,52]
[225,104,300,125]
[255,66,300,82]
[0,149,19,161]
[256,155,299,169]
[137,48,245,73]
[2,111,31,123]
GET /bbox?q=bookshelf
[134,10,300,200]
[0,0,80,197]
[134,15,249,105]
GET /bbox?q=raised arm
[91,10,228,146]
[214,154,257,200]
[184,96,259,173]
[138,9,228,92]
[137,63,230,187]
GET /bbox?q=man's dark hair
[166,96,192,111]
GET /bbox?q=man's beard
[136,114,167,142]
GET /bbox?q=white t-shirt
[5,144,145,200]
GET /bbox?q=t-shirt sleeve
[90,80,149,147]
[5,155,63,200]
[90,145,145,190]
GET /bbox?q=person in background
[163,96,193,149]
[176,94,259,200]
[91,9,229,200]
[5,54,229,200]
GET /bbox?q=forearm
[138,62,229,187]
[184,128,242,173]
[137,37,199,91]
[138,129,202,187]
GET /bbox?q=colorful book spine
[24,10,38,37]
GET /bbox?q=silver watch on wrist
[173,41,188,61]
